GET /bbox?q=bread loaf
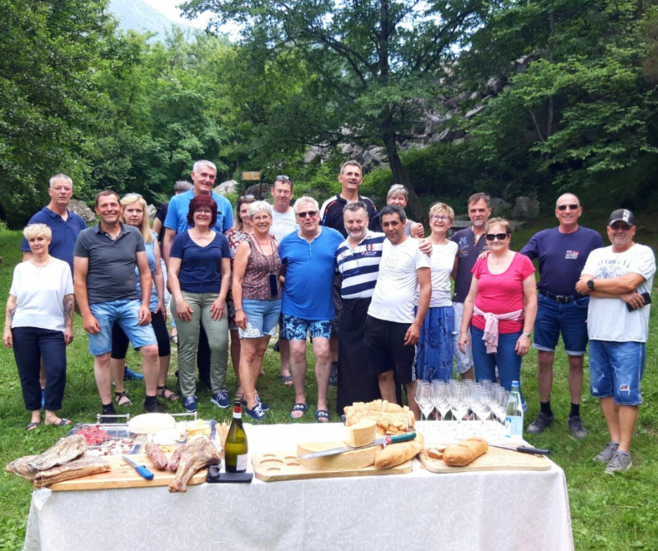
[442,437,489,467]
[374,434,424,470]
[344,400,415,435]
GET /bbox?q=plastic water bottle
[505,381,524,442]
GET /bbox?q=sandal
[290,402,308,419]
[280,374,293,386]
[45,418,72,427]
[26,422,41,431]
[115,391,132,407]
[157,385,179,402]
[315,410,330,423]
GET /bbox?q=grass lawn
[1,214,657,550]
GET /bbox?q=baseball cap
[609,209,634,226]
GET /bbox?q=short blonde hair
[486,217,512,235]
[23,223,52,241]
[120,194,153,244]
[429,202,455,223]
[249,201,272,218]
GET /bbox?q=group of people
[4,160,655,475]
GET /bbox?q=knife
[122,455,155,480]
[489,443,550,455]
[299,432,417,459]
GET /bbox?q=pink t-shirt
[472,253,535,333]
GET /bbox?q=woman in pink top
[458,218,537,401]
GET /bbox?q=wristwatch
[522,332,532,339]
[587,279,596,291]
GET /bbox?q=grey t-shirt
[73,223,146,304]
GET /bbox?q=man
[320,160,378,385]
[522,194,603,438]
[450,193,492,380]
[576,209,655,474]
[269,175,298,387]
[162,161,233,389]
[279,196,344,422]
[74,191,163,418]
[364,205,431,420]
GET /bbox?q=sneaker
[241,395,269,412]
[145,400,165,413]
[183,396,198,412]
[100,403,117,424]
[527,412,554,434]
[605,451,632,474]
[567,415,588,439]
[329,363,338,386]
[124,366,144,380]
[211,391,231,409]
[244,403,266,421]
[593,441,619,462]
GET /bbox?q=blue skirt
[415,306,454,381]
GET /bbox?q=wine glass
[450,384,468,424]
[472,385,491,423]
[416,381,435,422]
[432,380,451,422]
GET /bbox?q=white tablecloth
[23,423,574,551]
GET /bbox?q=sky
[141,0,214,29]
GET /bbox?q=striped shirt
[336,231,386,299]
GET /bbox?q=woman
[232,201,282,421]
[168,195,231,412]
[3,224,74,429]
[458,218,537,400]
[109,194,175,406]
[416,203,459,381]
[382,185,424,238]
[224,195,256,396]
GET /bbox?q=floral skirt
[415,305,454,381]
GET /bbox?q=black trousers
[111,310,171,359]
[12,327,66,411]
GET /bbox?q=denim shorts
[533,293,589,355]
[281,314,332,341]
[238,299,282,339]
[589,340,645,405]
[88,300,157,356]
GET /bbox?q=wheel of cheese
[128,413,176,435]
[345,418,377,448]
[296,441,381,470]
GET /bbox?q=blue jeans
[471,325,526,405]
[534,294,589,355]
[589,340,645,405]
[88,300,157,356]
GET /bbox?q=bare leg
[405,381,420,420]
[289,340,308,417]
[252,337,270,391]
[39,358,46,390]
[618,405,639,454]
[600,397,621,443]
[567,354,584,404]
[109,357,126,395]
[279,338,291,377]
[140,344,160,396]
[461,367,474,381]
[537,350,555,403]
[378,371,397,402]
[94,353,113,405]
[241,336,270,409]
[312,337,331,413]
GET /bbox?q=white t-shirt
[271,208,298,243]
[582,243,656,342]
[9,259,74,332]
[427,241,458,308]
[369,238,431,323]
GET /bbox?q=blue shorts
[533,293,589,355]
[88,300,157,356]
[589,340,645,405]
[238,299,282,339]
[281,315,332,341]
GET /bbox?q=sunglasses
[485,233,509,241]
[610,223,632,231]
[296,210,318,218]
[557,204,580,211]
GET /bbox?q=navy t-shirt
[170,231,230,293]
[520,226,604,296]
[450,227,488,303]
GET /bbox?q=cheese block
[128,413,176,435]
[186,420,211,439]
[345,419,377,448]
[296,441,381,471]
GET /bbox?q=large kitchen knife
[489,443,550,455]
[122,455,154,480]
[299,432,417,459]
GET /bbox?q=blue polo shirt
[279,227,344,320]
[20,207,87,272]
[163,190,233,235]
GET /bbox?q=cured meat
[167,445,186,472]
[33,457,111,488]
[28,434,87,472]
[5,455,39,480]
[145,443,168,471]
[169,437,220,493]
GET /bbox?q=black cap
[609,209,634,226]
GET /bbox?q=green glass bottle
[225,398,248,472]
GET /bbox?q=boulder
[69,199,95,223]
[465,105,485,119]
[244,183,272,200]
[489,197,511,216]
[215,180,238,196]
[512,196,540,219]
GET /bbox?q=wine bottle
[225,398,248,473]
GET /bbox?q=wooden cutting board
[252,451,412,482]
[419,445,551,473]
[49,454,207,491]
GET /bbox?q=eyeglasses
[296,210,318,218]
[195,209,213,215]
[485,233,509,241]
[610,223,632,231]
[557,204,580,211]
[431,215,450,222]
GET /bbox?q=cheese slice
[345,418,377,448]
[296,441,381,471]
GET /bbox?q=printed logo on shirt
[458,237,469,257]
[565,250,579,260]
[361,242,379,256]
[385,254,400,269]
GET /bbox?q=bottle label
[236,454,248,472]
[505,416,523,439]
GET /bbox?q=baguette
[374,434,424,469]
[442,437,489,467]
